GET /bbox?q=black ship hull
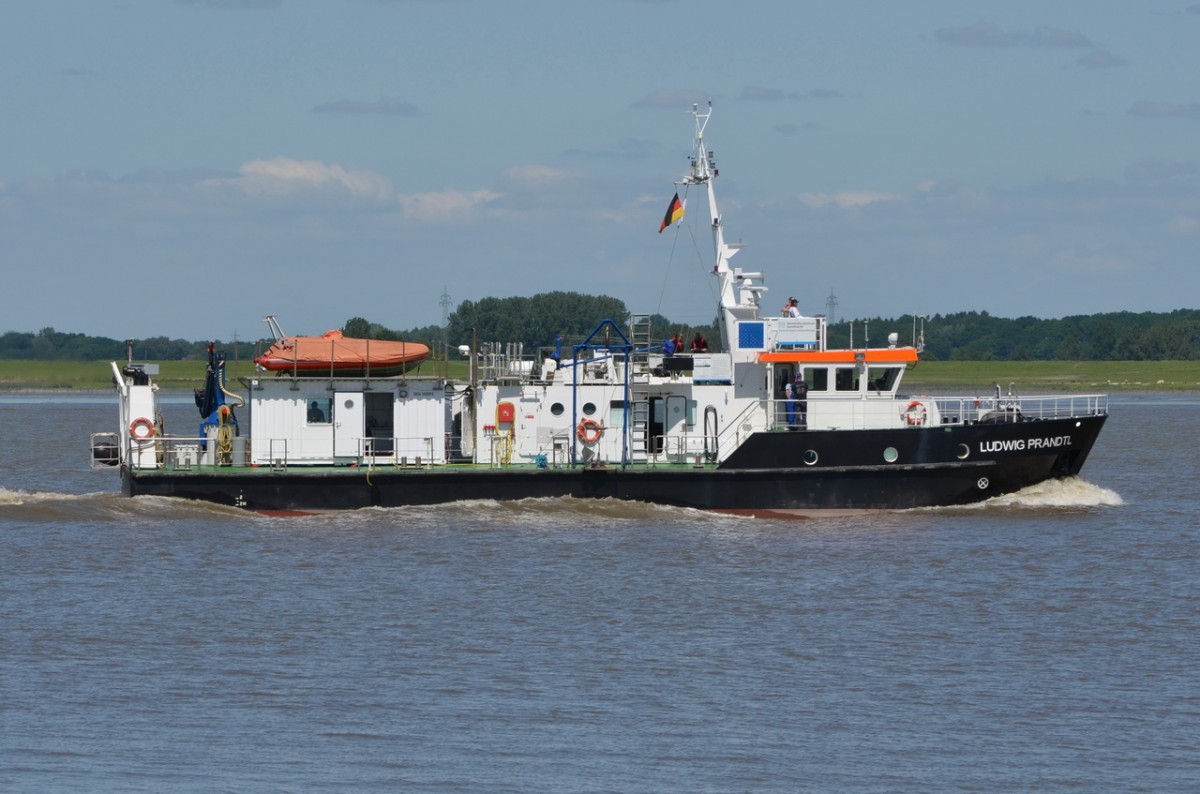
[123,415,1106,516]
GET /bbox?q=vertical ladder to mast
[628,314,652,456]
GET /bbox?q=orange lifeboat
[254,329,430,377]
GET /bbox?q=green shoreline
[2,359,1198,393]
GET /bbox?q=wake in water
[0,486,740,529]
[316,496,737,531]
[0,486,252,523]
[0,486,86,506]
[951,477,1124,512]
[1,478,1123,527]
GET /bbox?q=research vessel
[92,104,1108,516]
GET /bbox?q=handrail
[927,393,1108,424]
[713,398,771,455]
[110,362,128,397]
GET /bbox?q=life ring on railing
[129,416,156,439]
[903,401,927,427]
[576,417,603,444]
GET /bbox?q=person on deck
[783,297,801,318]
[793,372,808,429]
[691,333,708,353]
[308,401,326,423]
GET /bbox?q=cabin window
[550,402,565,416]
[608,400,627,429]
[582,402,597,416]
[802,367,828,391]
[834,366,860,392]
[306,397,332,424]
[866,367,899,392]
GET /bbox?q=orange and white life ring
[903,401,927,427]
[576,417,603,444]
[129,416,156,439]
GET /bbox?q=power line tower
[439,286,452,326]
[825,288,839,325]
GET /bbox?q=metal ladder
[628,315,653,456]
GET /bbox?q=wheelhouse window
[802,367,828,391]
[866,367,900,392]
[834,366,860,392]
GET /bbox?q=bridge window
[802,367,828,391]
[867,367,900,392]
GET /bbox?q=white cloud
[1049,248,1127,276]
[199,158,501,222]
[501,164,575,189]
[234,158,393,201]
[798,190,902,209]
[632,90,711,109]
[935,22,1093,49]
[1128,101,1200,121]
[396,189,501,223]
[312,98,419,116]
[180,0,280,8]
[1168,216,1199,235]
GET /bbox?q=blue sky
[3,0,1199,342]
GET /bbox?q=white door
[664,394,689,455]
[665,395,688,434]
[334,392,365,457]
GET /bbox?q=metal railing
[643,433,721,466]
[928,393,1108,425]
[99,432,447,471]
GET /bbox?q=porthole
[803,449,818,466]
[883,446,899,463]
[956,443,970,460]
[343,399,355,409]
[550,402,565,416]
[582,402,597,416]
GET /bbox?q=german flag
[658,192,684,233]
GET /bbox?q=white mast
[678,102,766,357]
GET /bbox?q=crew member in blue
[793,373,808,429]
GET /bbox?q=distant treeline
[3,299,1197,362]
[827,309,1200,361]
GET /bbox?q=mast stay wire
[655,186,721,328]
